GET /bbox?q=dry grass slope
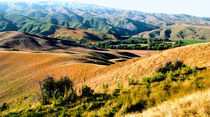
[127,88,210,117]
[0,31,81,51]
[0,42,209,105]
[0,51,102,104]
[83,42,210,91]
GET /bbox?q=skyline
[1,0,210,17]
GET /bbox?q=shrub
[143,73,165,83]
[56,76,73,97]
[117,83,123,89]
[41,76,74,103]
[0,103,9,111]
[42,76,56,100]
[174,60,185,69]
[142,76,151,83]
[102,83,109,93]
[151,73,166,82]
[128,77,139,85]
[180,66,193,75]
[195,66,207,70]
[81,85,94,97]
[125,99,146,113]
[156,60,185,74]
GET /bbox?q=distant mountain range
[1,1,210,38]
[134,24,210,41]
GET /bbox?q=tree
[81,85,94,97]
[200,36,206,43]
[37,76,74,104]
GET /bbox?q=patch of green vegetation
[172,40,210,46]
[2,61,209,117]
[0,103,9,112]
[93,38,183,50]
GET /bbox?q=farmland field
[173,40,210,45]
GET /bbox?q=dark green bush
[174,60,185,69]
[42,76,56,99]
[42,76,74,102]
[151,73,166,82]
[143,73,165,83]
[156,60,185,74]
[142,76,151,83]
[81,85,94,97]
[195,66,207,70]
[125,99,146,113]
[56,76,73,97]
[0,103,9,111]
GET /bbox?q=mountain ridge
[1,1,210,37]
[134,24,210,41]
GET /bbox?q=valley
[0,1,210,117]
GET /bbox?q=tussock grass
[128,88,210,117]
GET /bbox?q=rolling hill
[0,31,82,51]
[81,42,210,91]
[49,27,117,44]
[0,42,209,106]
[134,24,210,41]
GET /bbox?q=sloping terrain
[82,42,210,90]
[135,24,210,40]
[49,27,117,43]
[0,31,82,51]
[127,88,210,117]
[0,43,209,105]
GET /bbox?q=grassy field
[1,60,209,116]
[172,40,210,46]
[128,88,210,117]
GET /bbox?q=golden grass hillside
[0,43,209,105]
[0,51,103,105]
[127,88,210,117]
[0,48,146,105]
[82,42,210,91]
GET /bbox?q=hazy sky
[3,0,210,17]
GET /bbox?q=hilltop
[135,24,210,41]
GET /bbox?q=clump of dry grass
[127,89,210,117]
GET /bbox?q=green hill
[135,24,210,41]
[1,1,210,37]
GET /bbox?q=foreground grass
[128,88,210,117]
[1,63,209,117]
